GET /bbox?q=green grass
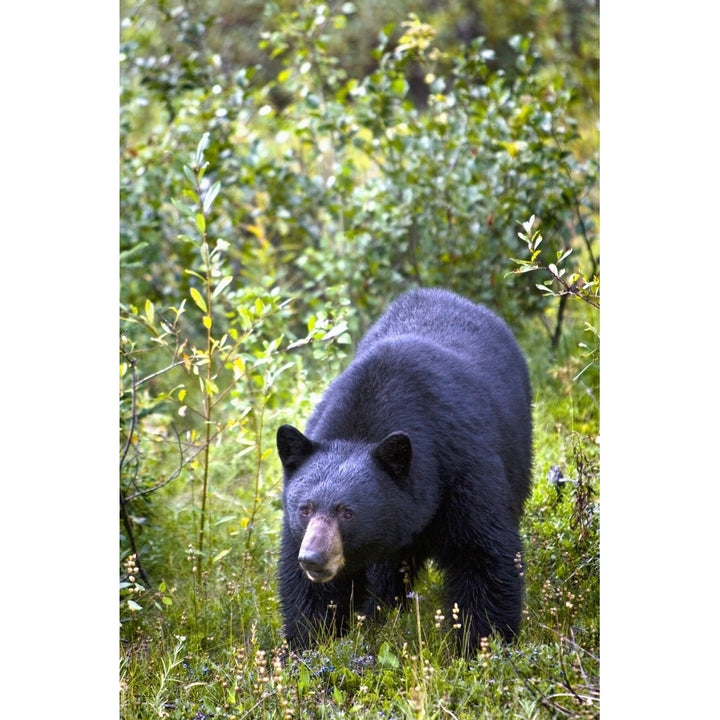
[120,308,599,720]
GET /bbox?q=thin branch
[135,358,187,388]
[119,357,150,586]
[119,353,139,472]
[124,424,193,502]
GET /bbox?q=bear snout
[298,515,345,583]
[298,549,332,582]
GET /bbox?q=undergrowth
[120,301,599,719]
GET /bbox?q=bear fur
[276,288,532,653]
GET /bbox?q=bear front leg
[442,544,524,653]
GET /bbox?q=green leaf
[171,198,196,218]
[211,275,233,299]
[195,132,210,167]
[377,641,399,668]
[202,315,212,330]
[195,212,206,234]
[203,181,221,215]
[511,264,540,275]
[212,548,231,564]
[183,164,196,187]
[144,299,155,328]
[323,321,348,341]
[119,241,149,262]
[127,600,142,612]
[190,287,207,313]
[521,215,536,235]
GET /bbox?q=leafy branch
[511,215,599,310]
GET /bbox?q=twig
[119,356,150,586]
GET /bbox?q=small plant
[151,635,186,717]
[512,215,599,310]
[511,214,599,352]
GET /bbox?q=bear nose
[298,550,327,573]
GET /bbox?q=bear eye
[299,504,312,517]
[340,507,354,521]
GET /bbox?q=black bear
[276,288,532,654]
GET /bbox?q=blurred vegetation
[120,1,599,717]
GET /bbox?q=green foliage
[119,131,352,597]
[121,0,597,334]
[513,215,599,309]
[120,1,599,718]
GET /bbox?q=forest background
[3,1,720,718]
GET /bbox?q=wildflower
[452,602,462,629]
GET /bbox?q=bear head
[276,424,414,583]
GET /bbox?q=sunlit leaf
[195,132,210,167]
[144,299,155,328]
[323,322,348,341]
[202,181,221,214]
[212,275,233,299]
[190,287,207,313]
[212,548,231,564]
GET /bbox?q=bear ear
[372,432,412,484]
[277,425,315,472]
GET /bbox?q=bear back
[303,288,532,517]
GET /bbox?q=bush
[121,1,598,334]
